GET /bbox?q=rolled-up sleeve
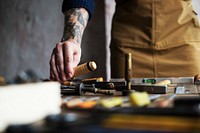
[62,0,95,20]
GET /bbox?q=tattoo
[62,8,89,44]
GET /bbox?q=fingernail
[68,72,73,78]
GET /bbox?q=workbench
[59,77,200,133]
[2,77,200,133]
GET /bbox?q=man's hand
[49,39,81,81]
[49,8,88,81]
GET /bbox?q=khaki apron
[110,0,200,78]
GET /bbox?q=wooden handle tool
[156,80,171,86]
[74,61,97,77]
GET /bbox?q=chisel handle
[156,80,171,85]
[74,61,97,77]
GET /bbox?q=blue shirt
[62,0,95,20]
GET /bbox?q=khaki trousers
[110,0,200,78]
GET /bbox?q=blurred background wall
[0,0,200,81]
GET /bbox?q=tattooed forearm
[62,8,89,44]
